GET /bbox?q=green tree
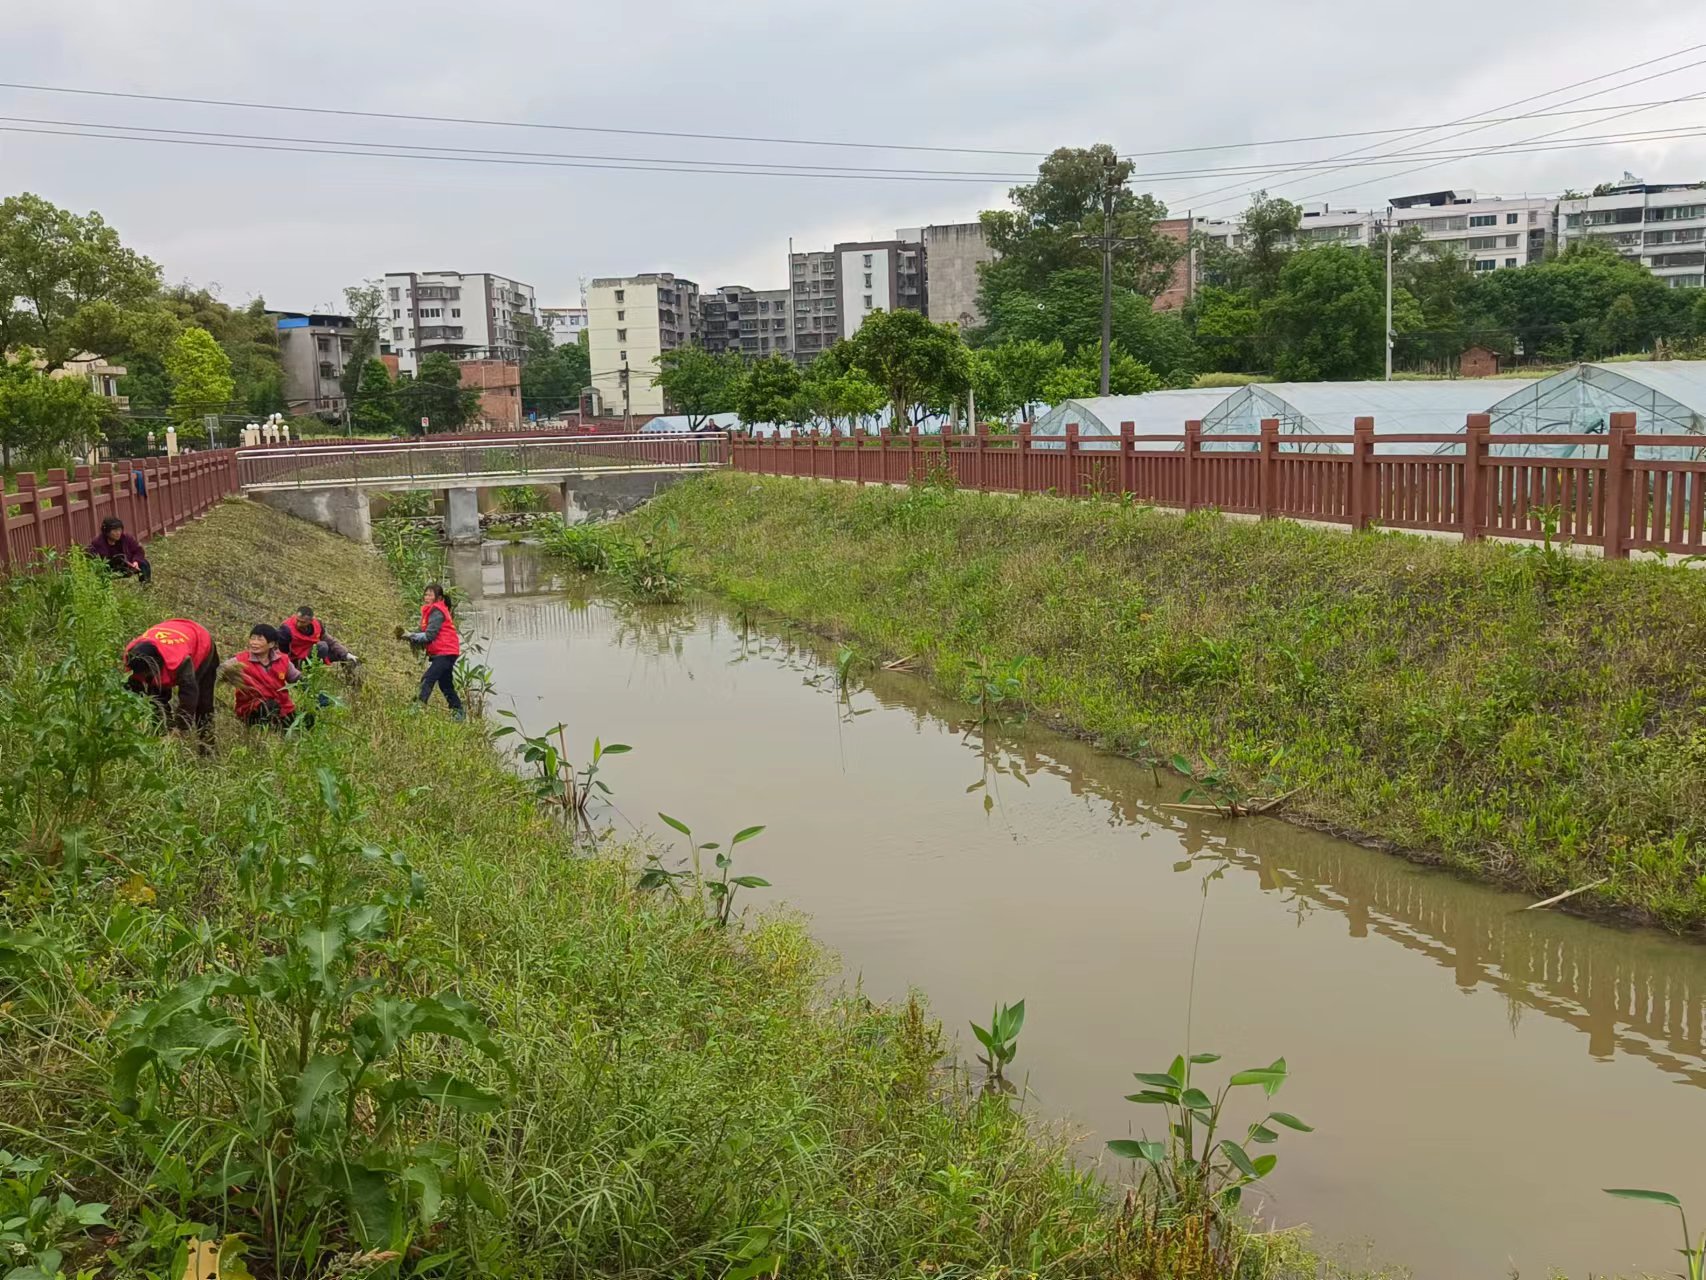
[348,358,399,436]
[842,308,971,427]
[792,356,887,431]
[978,144,1182,301]
[983,339,1066,421]
[1036,344,1162,404]
[164,326,236,438]
[1261,245,1387,381]
[1184,284,1264,372]
[399,353,481,433]
[1197,193,1303,298]
[0,354,104,468]
[652,347,743,427]
[339,279,386,399]
[520,339,591,419]
[730,353,803,427]
[0,193,163,369]
[979,268,1199,382]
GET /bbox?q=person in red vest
[219,625,302,729]
[278,605,359,669]
[404,582,463,720]
[124,618,218,741]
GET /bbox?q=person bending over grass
[220,624,302,730]
[124,618,217,743]
[404,582,463,720]
[279,604,359,669]
[85,516,151,584]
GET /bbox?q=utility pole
[620,359,632,431]
[1100,152,1117,397]
[1384,204,1395,382]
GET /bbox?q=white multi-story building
[1192,204,1377,261]
[1389,190,1552,273]
[539,306,588,347]
[379,270,537,375]
[1557,178,1706,290]
[586,273,700,418]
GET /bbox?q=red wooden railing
[2,451,242,570]
[731,412,1706,559]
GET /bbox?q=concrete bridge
[238,433,728,542]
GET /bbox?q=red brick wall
[459,359,522,430]
[1460,346,1500,378]
[1154,218,1193,311]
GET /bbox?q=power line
[8,114,1706,191]
[0,125,1026,184]
[0,80,1047,159]
[0,114,1035,180]
[1171,43,1706,212]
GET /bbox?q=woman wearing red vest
[219,625,301,729]
[405,582,464,719]
[124,618,219,740]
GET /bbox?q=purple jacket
[85,531,146,568]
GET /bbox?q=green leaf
[1249,1123,1279,1144]
[599,743,632,754]
[300,923,346,994]
[111,1045,154,1106]
[1190,1052,1221,1064]
[727,1256,783,1280]
[1268,1111,1313,1132]
[998,1000,1026,1040]
[731,876,771,888]
[1251,1153,1278,1177]
[335,1162,398,1247]
[1107,1139,1166,1163]
[416,1072,504,1114]
[1229,1059,1288,1095]
[292,1054,349,1133]
[1179,1087,1213,1110]
[1170,754,1195,777]
[1167,1055,1186,1085]
[404,1158,444,1226]
[658,812,692,836]
[1132,1072,1183,1090]
[731,825,766,845]
[1220,1140,1259,1180]
[1605,1188,1684,1207]
[1123,1090,1179,1105]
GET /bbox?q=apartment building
[379,271,537,375]
[911,222,996,331]
[586,273,701,417]
[701,284,792,360]
[275,312,356,416]
[1557,178,1706,289]
[538,306,588,347]
[1389,190,1551,273]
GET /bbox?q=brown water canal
[452,542,1701,1279]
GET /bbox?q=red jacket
[231,651,296,717]
[279,616,323,662]
[421,600,460,657]
[125,619,213,689]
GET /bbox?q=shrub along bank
[621,472,1706,930]
[0,499,1365,1278]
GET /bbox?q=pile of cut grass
[627,472,1706,929]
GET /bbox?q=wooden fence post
[1065,422,1080,496]
[1183,420,1201,511]
[1461,413,1489,542]
[974,422,988,490]
[1119,421,1134,498]
[1349,416,1374,530]
[1258,418,1278,519]
[1018,423,1033,493]
[1602,410,1635,559]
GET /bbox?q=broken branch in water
[883,654,917,671]
[1522,878,1608,912]
[1160,788,1302,819]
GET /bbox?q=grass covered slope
[630,473,1706,928]
[1,499,1137,1278]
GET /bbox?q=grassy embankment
[616,471,1706,930]
[0,498,1362,1278]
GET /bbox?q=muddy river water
[452,542,1702,1278]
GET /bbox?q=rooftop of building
[273,312,354,330]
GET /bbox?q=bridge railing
[239,433,729,491]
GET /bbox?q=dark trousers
[419,654,462,712]
[238,703,310,732]
[145,650,218,742]
[108,557,152,584]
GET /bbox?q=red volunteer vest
[125,619,213,689]
[280,617,323,662]
[421,600,460,657]
[232,651,295,717]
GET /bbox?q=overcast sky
[5,1,1705,312]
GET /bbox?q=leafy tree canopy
[652,346,744,427]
